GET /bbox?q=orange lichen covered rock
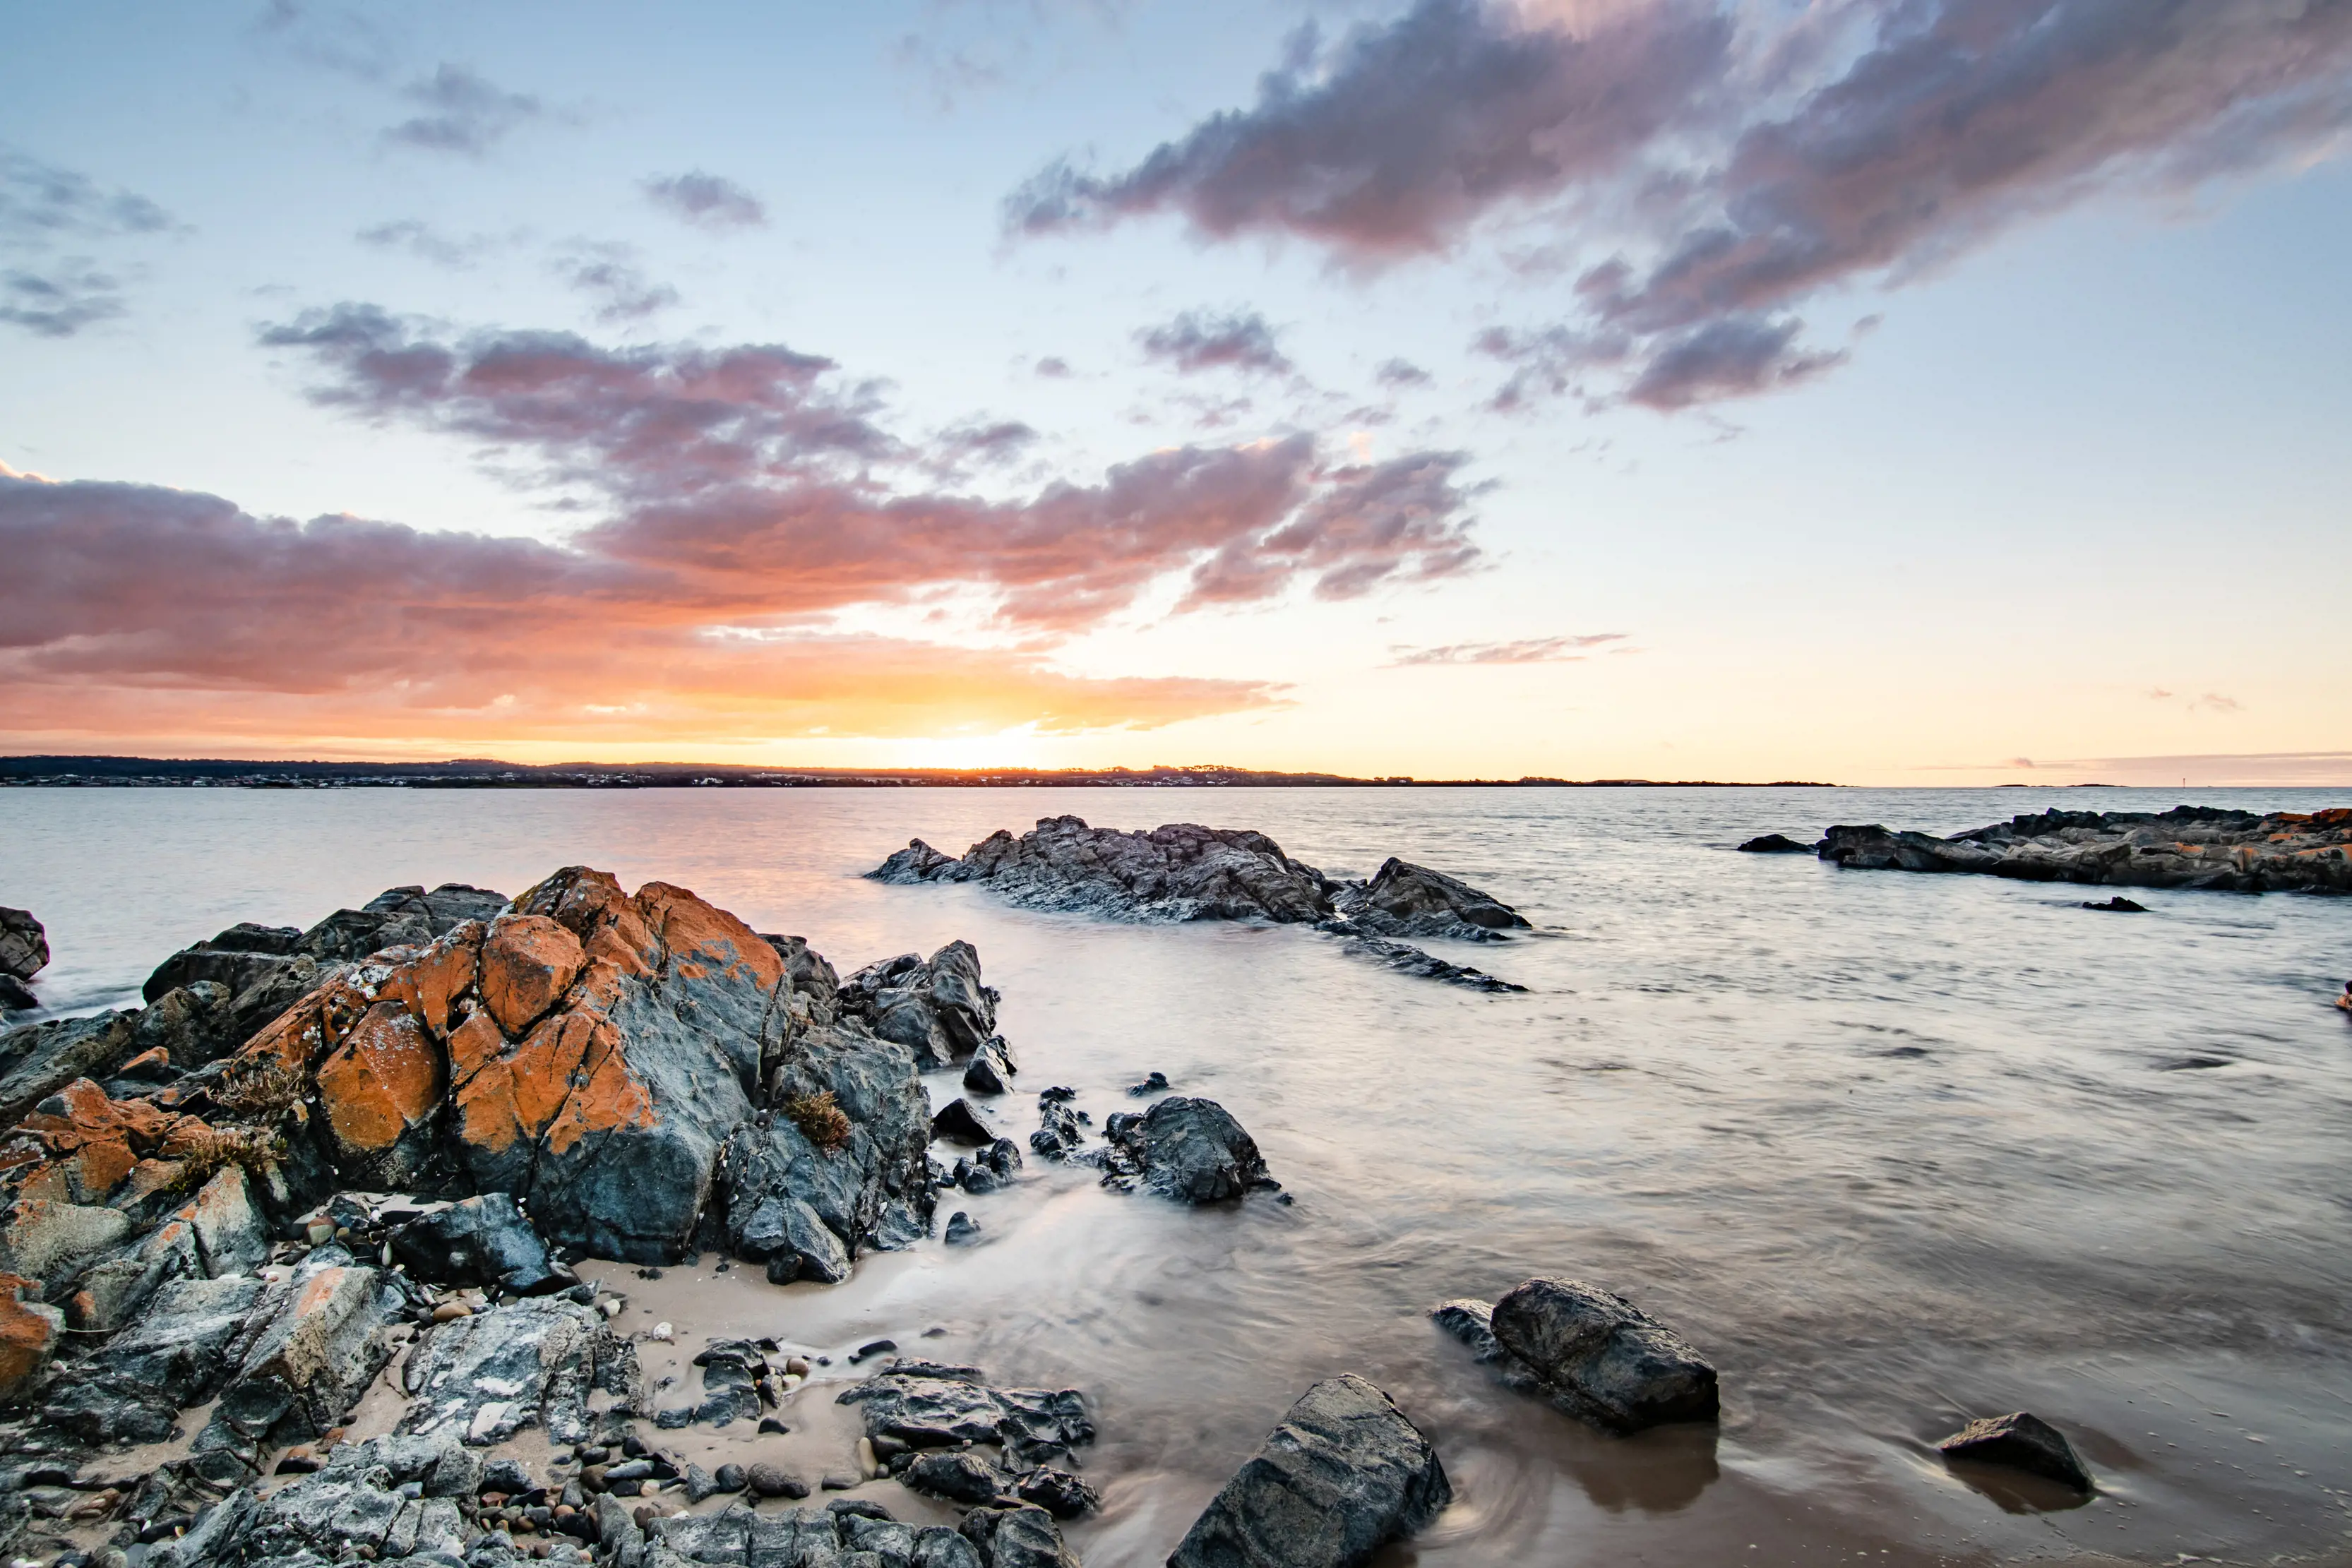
[0,1077,213,1207]
[315,1000,446,1183]
[477,914,585,1036]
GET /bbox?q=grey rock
[1736,833,1815,854]
[838,942,1001,1071]
[961,1040,1015,1096]
[0,1195,131,1283]
[1106,1096,1270,1204]
[839,1365,1092,1470]
[0,973,34,1012]
[1166,1375,1450,1568]
[1011,1469,1097,1520]
[956,1504,1077,1568]
[191,1255,406,1474]
[0,906,47,981]
[1029,1100,1083,1161]
[400,1297,639,1447]
[931,1099,996,1148]
[0,1010,142,1123]
[744,1463,807,1500]
[42,1274,267,1442]
[1935,1411,2094,1492]
[131,982,239,1069]
[390,1194,571,1296]
[869,840,960,885]
[878,816,1337,925]
[1486,1277,1718,1433]
[1332,937,1524,993]
[1327,858,1529,942]
[141,922,302,1006]
[943,1211,981,1247]
[1126,1071,1169,1097]
[900,1452,1006,1507]
[1818,806,2352,894]
[157,1433,477,1568]
[911,1526,984,1568]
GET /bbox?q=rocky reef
[871,817,1533,991]
[1801,806,2352,894]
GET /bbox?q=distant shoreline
[0,755,1847,789]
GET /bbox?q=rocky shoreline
[872,817,1532,992]
[1739,805,2352,894]
[0,860,2113,1568]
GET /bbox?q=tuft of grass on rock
[783,1090,851,1153]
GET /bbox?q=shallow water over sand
[7,785,2352,1565]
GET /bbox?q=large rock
[872,815,1339,923]
[158,1433,477,1568]
[1327,858,1529,942]
[838,941,1005,1070]
[388,1192,570,1295]
[0,1010,142,1123]
[1440,1277,1719,1433]
[1167,1374,1450,1568]
[399,1295,638,1447]
[190,1252,407,1478]
[0,907,47,982]
[840,1360,1095,1469]
[1935,1411,2094,1491]
[1105,1096,1272,1203]
[1817,805,2352,894]
[960,1502,1080,1568]
[41,1272,268,1441]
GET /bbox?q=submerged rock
[1736,833,1815,854]
[2082,896,2148,913]
[1328,858,1529,942]
[1935,1411,2094,1492]
[1335,936,1525,993]
[1816,805,2352,894]
[1104,1096,1271,1203]
[1168,1374,1450,1568]
[1435,1277,1719,1434]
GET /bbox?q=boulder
[1469,1277,1718,1433]
[1106,1096,1270,1203]
[962,1039,1016,1096]
[190,1253,407,1479]
[1736,833,1814,854]
[902,1449,1009,1507]
[840,1361,1094,1470]
[42,1273,268,1441]
[388,1192,571,1295]
[1819,805,2352,894]
[0,974,35,1013]
[1935,1411,2094,1491]
[0,906,47,982]
[0,1271,61,1402]
[870,839,961,885]
[0,1195,132,1283]
[158,1433,476,1568]
[1167,1374,1450,1568]
[131,981,241,1069]
[874,815,1338,924]
[840,941,1005,1071]
[1327,858,1530,942]
[0,1010,142,1123]
[1030,1098,1085,1160]
[960,1503,1079,1568]
[933,1097,998,1147]
[1334,936,1525,993]
[143,921,304,1005]
[400,1296,638,1447]
[944,1211,981,1246]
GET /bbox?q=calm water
[6,786,2352,1566]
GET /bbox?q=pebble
[431,1303,472,1322]
[648,1321,674,1342]
[854,1439,878,1479]
[784,1356,811,1377]
[744,1463,807,1500]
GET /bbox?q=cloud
[1387,632,1625,665]
[253,304,1486,633]
[1013,0,2352,411]
[1373,357,1433,388]
[551,245,680,323]
[643,172,768,231]
[2147,687,2247,714]
[0,469,1279,747]
[384,65,543,156]
[356,219,494,268]
[249,0,398,80]
[0,147,176,337]
[1136,308,1293,376]
[1034,355,1072,378]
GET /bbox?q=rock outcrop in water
[1432,1277,1719,1434]
[1099,1097,1274,1203]
[1167,1374,1450,1568]
[1935,1411,2094,1491]
[1809,806,2352,894]
[0,907,47,1014]
[871,817,1534,991]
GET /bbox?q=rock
[944,1211,981,1247]
[713,1463,746,1493]
[736,1191,852,1286]
[869,839,961,885]
[840,1362,1093,1470]
[2082,896,2147,912]
[957,1502,1080,1568]
[1819,805,2352,894]
[389,1193,571,1295]
[1481,1277,1719,1433]
[1013,1468,1098,1519]
[1935,1411,2094,1491]
[140,921,304,1010]
[0,1271,63,1401]
[399,1297,639,1447]
[1106,1096,1271,1203]
[1334,936,1526,993]
[155,1432,474,1568]
[902,1450,1008,1506]
[1167,1375,1450,1568]
[684,1464,720,1503]
[191,1254,407,1477]
[839,941,1004,1071]
[0,1196,133,1284]
[744,1462,807,1499]
[1736,833,1815,854]
[876,815,1339,924]
[41,1274,266,1441]
[1126,1071,1169,1096]
[179,1164,269,1277]
[0,1011,142,1123]
[0,906,47,981]
[0,974,35,1012]
[962,1040,1015,1096]
[1328,858,1530,942]
[1030,1099,1084,1160]
[931,1098,998,1147]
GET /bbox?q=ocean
[6,784,2349,1565]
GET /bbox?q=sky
[3,0,2348,786]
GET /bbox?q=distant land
[0,755,1842,789]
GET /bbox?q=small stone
[744,1463,807,1500]
[1935,1411,2094,1492]
[944,1212,981,1247]
[431,1302,472,1322]
[758,1418,790,1435]
[712,1464,746,1493]
[819,1473,859,1492]
[850,1338,897,1363]
[648,1321,674,1342]
[784,1356,811,1377]
[1126,1070,1169,1096]
[856,1437,878,1478]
